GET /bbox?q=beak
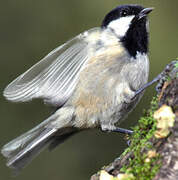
[138,7,154,20]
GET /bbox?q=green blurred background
[0,0,177,179]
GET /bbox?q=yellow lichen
[154,105,175,138]
[117,173,135,180]
[147,150,158,158]
[99,170,135,180]
[145,150,158,163]
[100,170,114,180]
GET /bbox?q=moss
[119,96,162,180]
[175,61,178,77]
[175,61,178,68]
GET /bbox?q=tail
[1,108,76,171]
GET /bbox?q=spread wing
[4,28,101,107]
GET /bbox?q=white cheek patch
[108,15,135,37]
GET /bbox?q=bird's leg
[101,125,133,135]
[134,73,162,97]
[111,127,133,134]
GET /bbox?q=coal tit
[1,4,153,171]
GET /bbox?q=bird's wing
[4,28,101,107]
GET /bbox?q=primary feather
[3,28,101,107]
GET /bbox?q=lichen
[154,105,175,138]
[99,170,135,180]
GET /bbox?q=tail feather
[1,107,75,171]
[1,114,56,159]
[1,113,58,160]
[6,128,57,171]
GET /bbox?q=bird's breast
[69,43,149,128]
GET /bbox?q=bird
[1,4,153,171]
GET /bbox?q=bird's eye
[121,10,128,16]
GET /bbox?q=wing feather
[3,28,100,106]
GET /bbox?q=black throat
[121,19,149,58]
